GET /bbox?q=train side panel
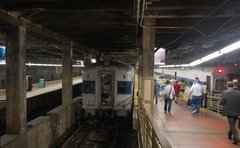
[160,66,238,97]
[114,69,134,117]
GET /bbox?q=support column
[142,18,155,77]
[141,18,155,105]
[84,51,92,67]
[62,42,73,128]
[62,42,73,105]
[5,24,27,135]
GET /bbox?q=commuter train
[82,61,134,118]
[155,65,240,96]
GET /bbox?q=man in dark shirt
[154,79,160,104]
[221,81,240,145]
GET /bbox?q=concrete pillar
[62,42,73,105]
[62,42,73,128]
[138,54,143,103]
[84,51,92,66]
[5,24,27,135]
[141,18,155,106]
[142,18,155,77]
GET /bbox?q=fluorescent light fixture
[202,51,221,62]
[180,64,190,67]
[0,62,84,67]
[26,63,84,67]
[221,40,240,54]
[27,63,62,66]
[158,64,189,68]
[189,59,203,66]
[159,40,240,68]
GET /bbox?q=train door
[100,72,114,106]
[206,76,211,93]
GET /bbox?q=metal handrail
[207,95,222,114]
[138,101,172,148]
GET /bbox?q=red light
[217,68,224,73]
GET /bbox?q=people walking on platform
[170,76,176,86]
[221,81,240,145]
[201,81,208,108]
[163,80,175,113]
[154,79,160,104]
[173,80,180,104]
[180,79,186,100]
[188,77,203,114]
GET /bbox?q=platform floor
[0,76,82,101]
[153,97,240,148]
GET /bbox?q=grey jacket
[221,88,240,116]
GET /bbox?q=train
[82,61,135,118]
[155,65,240,97]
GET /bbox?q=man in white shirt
[170,76,176,86]
[188,77,203,114]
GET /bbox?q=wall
[0,96,82,148]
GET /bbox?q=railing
[138,101,172,148]
[207,94,222,114]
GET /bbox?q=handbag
[164,87,171,99]
[186,99,192,106]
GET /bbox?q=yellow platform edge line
[134,74,139,109]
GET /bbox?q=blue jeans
[164,99,173,112]
[191,96,202,114]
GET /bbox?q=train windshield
[100,73,113,106]
[215,79,226,91]
[82,81,95,94]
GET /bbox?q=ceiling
[0,0,240,66]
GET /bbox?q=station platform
[152,98,240,148]
[0,76,82,101]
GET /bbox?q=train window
[82,81,95,94]
[185,79,190,86]
[159,75,165,79]
[117,81,132,94]
[118,82,127,93]
[215,79,226,91]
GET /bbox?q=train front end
[82,61,134,118]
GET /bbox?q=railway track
[58,117,137,148]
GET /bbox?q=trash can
[39,78,46,88]
[26,75,33,91]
